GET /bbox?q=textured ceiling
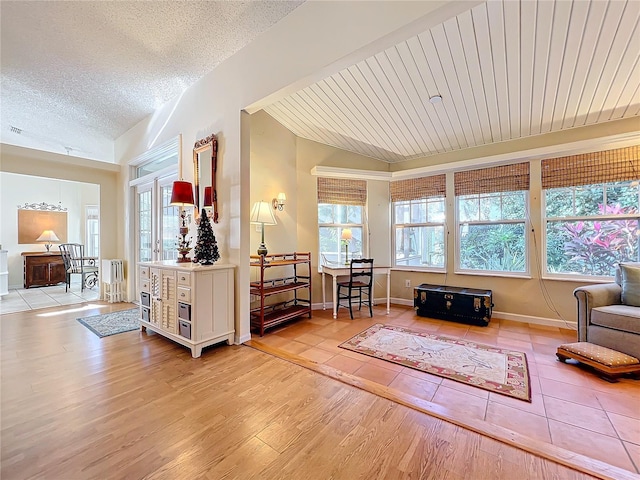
[0,0,303,161]
[265,0,640,162]
[2,0,638,165]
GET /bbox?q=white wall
[0,172,99,288]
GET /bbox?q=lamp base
[257,243,268,256]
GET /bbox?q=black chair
[58,243,99,292]
[337,258,374,319]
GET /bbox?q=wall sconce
[272,192,286,211]
[36,229,60,252]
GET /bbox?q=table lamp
[250,201,277,256]
[341,229,352,264]
[36,230,60,252]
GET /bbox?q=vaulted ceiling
[1,0,638,164]
[0,1,303,160]
[264,0,640,162]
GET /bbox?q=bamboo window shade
[541,145,640,189]
[390,175,446,202]
[317,177,367,205]
[454,162,530,196]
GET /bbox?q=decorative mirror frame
[193,133,219,223]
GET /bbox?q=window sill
[541,274,615,284]
[391,267,446,274]
[454,270,532,280]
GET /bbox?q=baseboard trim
[317,297,577,330]
[493,311,576,330]
[235,333,252,344]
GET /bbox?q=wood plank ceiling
[264,0,640,163]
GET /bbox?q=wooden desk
[22,252,66,288]
[321,264,391,318]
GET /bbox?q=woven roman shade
[317,177,367,205]
[541,146,640,189]
[454,162,530,196]
[390,175,446,202]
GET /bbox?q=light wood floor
[0,301,633,480]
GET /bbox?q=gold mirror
[193,133,218,223]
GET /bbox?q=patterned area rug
[340,323,531,401]
[77,309,140,338]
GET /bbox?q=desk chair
[58,243,99,292]
[337,258,374,319]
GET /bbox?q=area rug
[77,308,140,338]
[339,323,531,401]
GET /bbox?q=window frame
[542,181,640,281]
[392,197,446,271]
[317,203,367,270]
[455,190,530,277]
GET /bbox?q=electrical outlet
[405,279,411,288]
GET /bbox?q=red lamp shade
[170,181,195,206]
[203,186,213,207]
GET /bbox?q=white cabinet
[0,250,8,296]
[138,261,235,357]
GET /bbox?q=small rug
[77,308,140,338]
[339,323,531,401]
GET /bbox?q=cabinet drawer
[140,266,150,280]
[140,279,150,292]
[178,302,191,321]
[177,287,191,303]
[177,272,191,287]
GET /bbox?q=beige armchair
[574,263,640,359]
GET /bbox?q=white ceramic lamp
[36,230,60,252]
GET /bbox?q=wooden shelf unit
[250,252,312,336]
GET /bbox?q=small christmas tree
[193,209,220,265]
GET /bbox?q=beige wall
[295,136,391,304]
[1,144,121,289]
[249,111,298,256]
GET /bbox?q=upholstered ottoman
[557,342,640,382]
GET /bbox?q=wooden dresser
[22,252,66,288]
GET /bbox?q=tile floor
[250,304,640,474]
[0,282,100,314]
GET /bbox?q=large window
[85,205,99,258]
[391,175,445,268]
[543,147,640,277]
[317,177,366,265]
[455,163,529,274]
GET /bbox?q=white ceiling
[0,0,303,161]
[265,0,640,162]
[1,0,638,164]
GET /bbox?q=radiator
[102,259,125,303]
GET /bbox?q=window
[85,205,99,258]
[391,175,445,268]
[543,146,640,277]
[317,178,366,265]
[130,136,181,263]
[455,163,529,274]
